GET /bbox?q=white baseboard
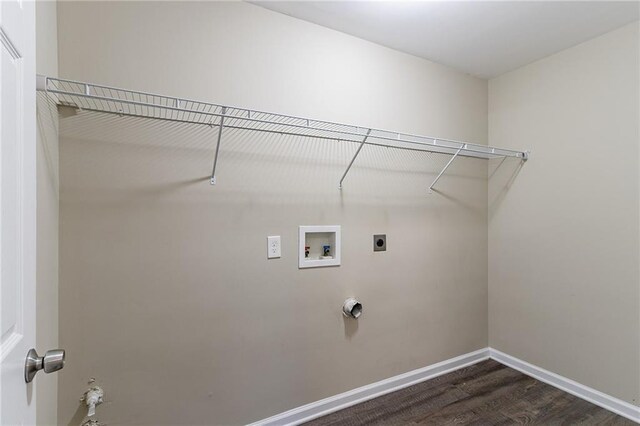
[249,347,640,425]
[248,348,490,426]
[489,348,640,424]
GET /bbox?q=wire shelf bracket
[36,75,529,193]
[339,128,372,190]
[210,107,227,185]
[429,144,464,193]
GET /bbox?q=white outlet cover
[267,236,281,259]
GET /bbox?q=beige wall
[57,2,488,425]
[35,1,59,425]
[488,21,640,406]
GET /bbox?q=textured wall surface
[489,21,640,406]
[57,2,489,424]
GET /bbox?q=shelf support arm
[428,144,465,193]
[339,129,372,190]
[210,107,227,185]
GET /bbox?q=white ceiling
[254,1,640,78]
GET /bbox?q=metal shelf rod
[37,75,530,192]
[339,129,372,190]
[39,76,527,161]
[429,144,464,193]
[46,77,489,150]
[53,89,478,154]
[210,107,226,185]
[51,104,471,157]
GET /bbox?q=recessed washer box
[298,225,341,269]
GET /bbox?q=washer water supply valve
[82,386,104,417]
[343,298,363,319]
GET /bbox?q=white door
[0,0,37,425]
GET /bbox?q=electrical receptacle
[267,236,281,259]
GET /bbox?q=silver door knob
[25,348,65,383]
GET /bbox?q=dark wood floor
[304,359,634,425]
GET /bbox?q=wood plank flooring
[303,359,635,425]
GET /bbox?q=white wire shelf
[37,75,528,190]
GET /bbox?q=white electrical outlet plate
[267,236,281,259]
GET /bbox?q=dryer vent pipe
[343,298,362,319]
